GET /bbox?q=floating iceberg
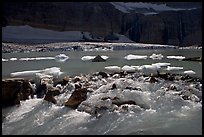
[81,56,96,61]
[184,70,196,75]
[121,65,135,72]
[2,58,9,62]
[19,57,55,61]
[149,53,163,60]
[55,54,69,62]
[124,54,148,60]
[10,67,63,78]
[152,62,171,67]
[139,64,161,75]
[10,58,18,61]
[166,66,183,71]
[105,66,121,72]
[167,55,185,60]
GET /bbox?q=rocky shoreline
[2,70,202,121]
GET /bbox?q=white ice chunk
[149,53,163,60]
[124,54,148,60]
[152,62,171,67]
[121,65,135,72]
[81,56,95,61]
[2,58,9,62]
[10,58,18,61]
[105,66,121,72]
[167,55,185,60]
[10,67,63,78]
[55,54,69,62]
[166,66,183,71]
[184,70,196,75]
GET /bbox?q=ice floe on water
[166,66,183,71]
[124,54,148,60]
[55,54,69,62]
[10,67,63,78]
[149,53,163,60]
[184,70,196,75]
[105,66,121,72]
[2,58,9,62]
[166,55,185,60]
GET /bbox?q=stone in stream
[2,78,34,107]
[64,88,90,109]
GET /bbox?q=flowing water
[2,45,202,135]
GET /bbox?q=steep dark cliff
[2,2,202,46]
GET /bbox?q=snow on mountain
[110,2,191,14]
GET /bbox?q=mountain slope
[2,2,202,46]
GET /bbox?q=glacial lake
[2,49,202,79]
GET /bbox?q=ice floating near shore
[2,58,9,62]
[184,70,196,75]
[10,70,43,77]
[10,58,18,61]
[122,65,135,72]
[81,56,96,61]
[167,55,185,60]
[55,54,69,62]
[19,57,55,61]
[152,62,171,67]
[10,67,63,78]
[105,66,121,72]
[139,64,161,75]
[81,55,109,61]
[124,54,148,60]
[166,66,183,71]
[149,53,163,60]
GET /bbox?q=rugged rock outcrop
[2,78,34,107]
[2,2,202,46]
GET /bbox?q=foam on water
[2,71,202,135]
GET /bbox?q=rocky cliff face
[2,2,202,46]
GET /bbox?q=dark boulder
[44,93,57,104]
[2,78,34,107]
[92,55,106,62]
[65,88,89,109]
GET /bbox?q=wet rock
[36,83,47,98]
[92,55,106,62]
[2,78,34,107]
[55,76,69,86]
[44,93,57,104]
[20,80,34,100]
[47,87,61,96]
[111,83,117,90]
[75,83,82,90]
[97,71,108,78]
[64,88,89,109]
[72,76,81,83]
